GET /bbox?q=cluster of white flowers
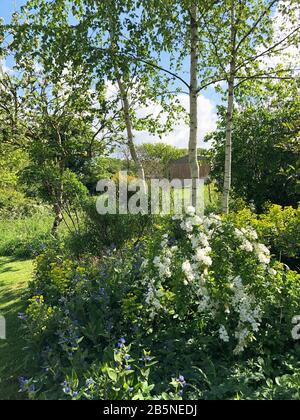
[194,247,212,267]
[144,209,278,354]
[230,276,263,354]
[219,325,230,343]
[234,327,250,354]
[153,235,175,279]
[235,227,271,266]
[255,243,271,265]
[182,260,195,284]
[145,280,161,319]
[235,228,254,253]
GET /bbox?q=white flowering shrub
[21,208,300,399]
[137,207,295,354]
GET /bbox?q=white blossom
[219,325,230,343]
[182,260,195,283]
[268,268,277,276]
[194,248,212,267]
[186,206,196,216]
[240,240,254,253]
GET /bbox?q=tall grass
[0,210,54,258]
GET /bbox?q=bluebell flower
[86,379,94,387]
[28,384,36,393]
[117,337,126,348]
[19,377,29,392]
[177,375,187,387]
[18,313,26,321]
[126,365,132,371]
[62,380,71,395]
[134,243,142,252]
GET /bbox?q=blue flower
[18,377,29,392]
[63,386,71,395]
[126,365,132,371]
[86,379,94,387]
[134,243,142,252]
[18,313,26,321]
[117,337,126,348]
[28,384,36,393]
[177,375,187,387]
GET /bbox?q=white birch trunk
[116,78,146,183]
[189,3,200,208]
[222,71,235,214]
[222,0,236,214]
[108,22,146,186]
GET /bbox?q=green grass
[173,183,221,214]
[0,212,54,258]
[0,257,34,400]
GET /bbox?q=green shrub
[0,210,54,258]
[230,204,300,270]
[63,197,157,256]
[20,209,300,399]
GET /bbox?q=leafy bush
[0,210,55,258]
[230,204,300,270]
[20,209,300,399]
[208,98,300,210]
[63,196,156,256]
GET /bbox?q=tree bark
[222,0,236,214]
[52,125,64,235]
[108,19,145,185]
[189,2,200,208]
[222,71,235,214]
[52,199,63,235]
[116,77,146,183]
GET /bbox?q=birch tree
[19,0,181,186]
[201,0,300,213]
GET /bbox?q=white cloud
[105,79,217,150]
[134,93,217,149]
[0,60,14,76]
[259,2,300,70]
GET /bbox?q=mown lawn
[0,257,33,400]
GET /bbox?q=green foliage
[208,95,300,210]
[64,196,156,255]
[19,211,300,400]
[136,143,187,177]
[0,145,38,219]
[0,210,54,258]
[230,204,300,270]
[82,157,126,193]
[0,257,34,400]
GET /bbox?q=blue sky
[1,0,25,22]
[1,0,220,148]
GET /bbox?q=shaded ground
[0,257,33,400]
